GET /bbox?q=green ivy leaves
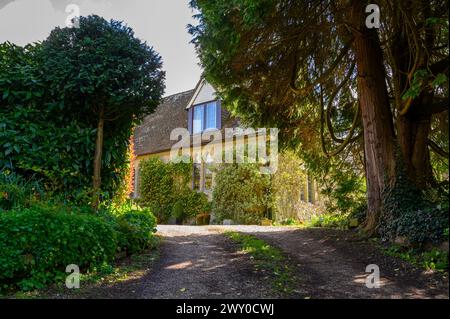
[402,69,448,100]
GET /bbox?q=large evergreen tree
[189,0,448,234]
[39,15,165,207]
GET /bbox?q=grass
[224,231,296,295]
[272,217,305,227]
[307,213,351,229]
[383,244,449,273]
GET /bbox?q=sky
[0,0,202,96]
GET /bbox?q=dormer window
[192,100,220,134]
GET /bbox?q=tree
[39,15,165,208]
[189,0,448,234]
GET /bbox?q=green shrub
[385,245,449,272]
[139,158,207,224]
[115,208,157,255]
[321,168,367,217]
[0,204,117,292]
[171,191,210,224]
[171,200,185,223]
[0,170,44,211]
[381,204,449,244]
[101,202,157,255]
[0,42,134,205]
[139,158,175,222]
[180,190,210,219]
[212,163,271,224]
[139,158,192,223]
[271,151,307,222]
[380,172,449,245]
[309,213,349,229]
[422,249,449,271]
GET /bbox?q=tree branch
[326,61,356,142]
[320,85,361,157]
[429,98,449,115]
[428,138,449,158]
[429,57,449,75]
[290,38,354,96]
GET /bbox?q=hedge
[105,204,158,255]
[0,202,157,292]
[0,204,117,291]
[139,158,209,223]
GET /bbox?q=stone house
[132,78,238,198]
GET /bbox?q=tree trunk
[350,0,397,234]
[390,8,435,189]
[397,110,434,188]
[92,107,105,209]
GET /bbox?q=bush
[139,158,209,224]
[271,151,307,222]
[321,168,367,217]
[115,208,157,255]
[381,204,449,245]
[171,191,210,224]
[179,190,210,220]
[101,202,157,255]
[0,204,117,291]
[139,158,192,223]
[212,163,271,224]
[380,172,449,245]
[171,200,185,224]
[309,213,350,229]
[0,42,134,205]
[0,170,44,211]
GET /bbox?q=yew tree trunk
[350,0,397,234]
[397,108,434,188]
[390,23,436,189]
[92,107,105,209]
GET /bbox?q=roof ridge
[162,88,195,100]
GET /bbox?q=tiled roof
[133,89,195,156]
[133,88,240,157]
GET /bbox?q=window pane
[205,102,217,130]
[193,105,204,134]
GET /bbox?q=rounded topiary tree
[39,15,165,208]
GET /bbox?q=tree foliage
[212,163,271,224]
[189,0,449,240]
[1,16,165,204]
[39,15,165,206]
[139,158,209,223]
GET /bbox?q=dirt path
[46,225,448,299]
[140,226,279,299]
[227,225,449,299]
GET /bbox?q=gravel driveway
[47,225,448,299]
[139,225,448,299]
[224,226,449,299]
[140,225,280,299]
